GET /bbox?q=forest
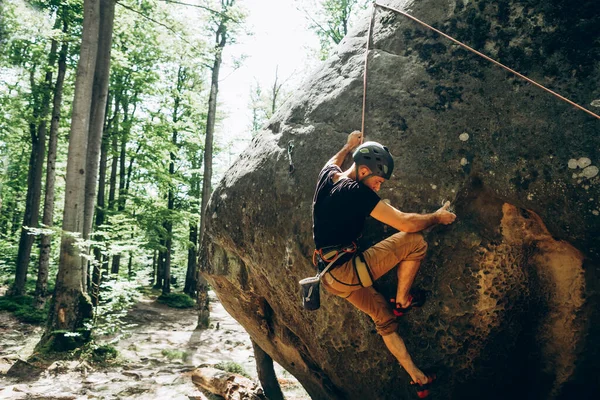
[0,0,367,398]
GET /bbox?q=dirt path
[0,291,309,400]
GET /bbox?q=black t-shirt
[312,164,381,249]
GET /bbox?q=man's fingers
[442,201,450,210]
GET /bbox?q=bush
[214,361,250,378]
[94,278,142,336]
[91,344,118,363]
[0,295,48,324]
[156,292,195,309]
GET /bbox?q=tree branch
[158,0,242,24]
[115,1,204,54]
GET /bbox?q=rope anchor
[287,140,295,174]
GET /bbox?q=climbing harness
[359,2,600,129]
[300,243,358,310]
[312,242,357,268]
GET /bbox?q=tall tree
[38,0,100,348]
[184,151,202,297]
[90,97,113,306]
[82,0,116,291]
[161,65,187,295]
[248,66,290,135]
[298,0,368,59]
[11,14,61,296]
[197,0,239,328]
[249,81,266,135]
[36,6,71,302]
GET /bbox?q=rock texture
[200,1,599,399]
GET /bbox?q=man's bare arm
[325,130,363,167]
[370,200,456,232]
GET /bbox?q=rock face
[200,1,599,399]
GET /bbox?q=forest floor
[0,289,310,400]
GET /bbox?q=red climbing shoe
[390,290,426,317]
[411,373,436,398]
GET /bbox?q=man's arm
[370,200,456,232]
[325,130,363,167]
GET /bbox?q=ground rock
[191,367,266,400]
[5,359,44,381]
[200,1,599,399]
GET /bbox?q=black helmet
[352,141,394,180]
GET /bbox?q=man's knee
[410,232,428,258]
[376,317,399,336]
[394,232,428,261]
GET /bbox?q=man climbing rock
[312,130,456,395]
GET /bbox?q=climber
[312,130,456,395]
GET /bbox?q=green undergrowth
[161,349,189,362]
[31,341,119,367]
[214,361,250,378]
[156,292,195,309]
[136,286,162,297]
[0,294,49,324]
[1,277,55,296]
[85,343,119,365]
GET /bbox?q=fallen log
[191,367,266,400]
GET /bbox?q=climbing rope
[360,2,600,124]
[361,6,378,135]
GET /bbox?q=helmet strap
[360,173,375,183]
[356,165,375,183]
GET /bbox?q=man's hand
[325,130,364,167]
[346,130,364,152]
[435,201,456,225]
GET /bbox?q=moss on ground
[0,294,48,324]
[156,292,195,309]
[214,361,250,378]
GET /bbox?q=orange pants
[321,232,428,336]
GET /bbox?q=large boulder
[200,0,599,399]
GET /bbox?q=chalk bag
[299,276,321,310]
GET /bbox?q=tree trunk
[154,247,165,289]
[109,132,126,274]
[111,94,136,275]
[91,96,114,306]
[0,145,26,233]
[107,120,118,211]
[12,26,60,295]
[82,0,116,291]
[184,153,202,297]
[13,116,46,296]
[271,66,278,115]
[127,246,133,278]
[151,249,157,285]
[116,97,128,212]
[163,221,172,294]
[198,8,230,329]
[106,97,119,276]
[38,0,100,349]
[184,220,198,297]
[110,118,127,275]
[251,339,284,400]
[162,66,184,295]
[36,14,70,303]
